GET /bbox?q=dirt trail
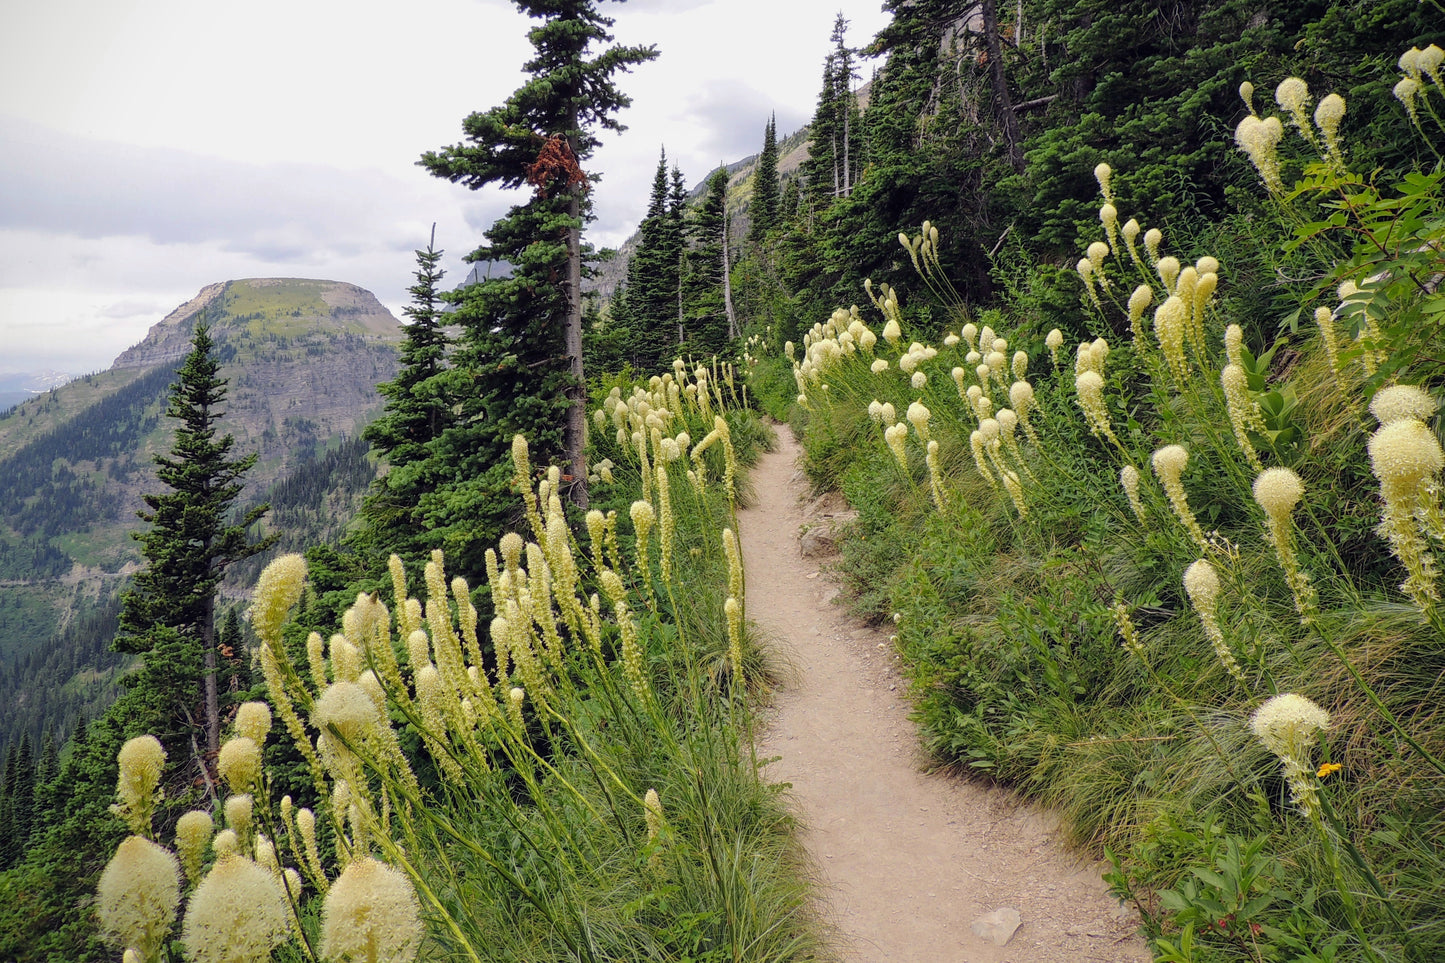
[742,429,1152,963]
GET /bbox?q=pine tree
[684,166,735,350]
[749,114,781,241]
[113,322,274,788]
[358,229,453,561]
[420,0,656,528]
[613,148,680,368]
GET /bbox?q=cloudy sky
[0,0,891,376]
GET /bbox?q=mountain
[0,370,76,414]
[0,278,403,755]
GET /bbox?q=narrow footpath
[741,428,1152,963]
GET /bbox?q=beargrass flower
[1156,256,1180,293]
[1121,218,1142,267]
[1224,324,1244,368]
[1239,80,1256,114]
[1077,258,1101,308]
[1254,467,1317,620]
[1183,559,1246,684]
[1001,470,1027,517]
[1010,381,1039,443]
[218,737,262,795]
[1314,93,1346,161]
[1120,465,1146,524]
[1368,418,1445,608]
[320,857,423,963]
[115,735,166,837]
[1275,77,1313,142]
[1045,328,1063,365]
[871,358,889,374]
[1234,115,1285,192]
[969,430,996,486]
[1127,285,1153,343]
[882,318,902,344]
[1074,371,1119,446]
[97,835,180,961]
[1370,385,1436,425]
[907,401,932,442]
[884,422,909,469]
[1154,296,1190,385]
[252,554,307,645]
[1250,693,1331,819]
[724,596,744,680]
[1094,162,1113,202]
[175,810,213,884]
[1153,445,1210,550]
[1420,44,1445,89]
[1394,76,1422,127]
[233,702,272,748]
[1087,240,1110,274]
[1011,351,1028,380]
[1100,204,1119,253]
[184,855,291,963]
[1144,228,1163,265]
[911,371,927,390]
[1399,46,1423,81]
[1222,364,1266,472]
[1110,602,1145,658]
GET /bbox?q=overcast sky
[0,0,891,376]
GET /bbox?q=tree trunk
[722,212,737,340]
[981,0,1025,174]
[564,186,589,509]
[202,589,219,761]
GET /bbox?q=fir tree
[358,228,454,561]
[684,166,735,350]
[613,148,681,368]
[749,114,781,241]
[420,0,656,531]
[112,322,274,787]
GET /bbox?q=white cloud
[0,0,891,374]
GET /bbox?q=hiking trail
[741,428,1153,963]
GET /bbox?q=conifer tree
[358,229,453,561]
[750,114,781,241]
[420,0,655,530]
[613,148,680,367]
[685,166,735,350]
[113,322,274,784]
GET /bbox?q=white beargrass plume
[98,835,181,962]
[1395,76,1422,128]
[217,737,262,795]
[1239,80,1256,115]
[1120,465,1146,524]
[1144,228,1163,266]
[1370,384,1436,425]
[1234,114,1285,193]
[1010,381,1039,444]
[1368,418,1445,610]
[1250,694,1331,819]
[1045,328,1064,365]
[1100,203,1120,254]
[114,735,166,837]
[320,857,424,963]
[1152,445,1210,552]
[1156,255,1181,294]
[1094,162,1114,203]
[884,422,909,469]
[1121,218,1143,268]
[1222,364,1267,471]
[1314,93,1347,165]
[1254,467,1317,621]
[1313,307,1344,388]
[1127,284,1153,344]
[970,430,997,487]
[1183,559,1247,685]
[1274,76,1315,146]
[907,400,932,444]
[1109,602,1145,658]
[1074,371,1120,446]
[926,439,948,510]
[175,810,214,884]
[182,855,290,963]
[1154,296,1191,385]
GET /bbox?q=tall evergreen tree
[358,229,454,561]
[749,114,781,241]
[612,148,681,367]
[420,0,656,531]
[113,322,274,786]
[684,166,735,351]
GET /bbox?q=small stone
[971,907,1022,946]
